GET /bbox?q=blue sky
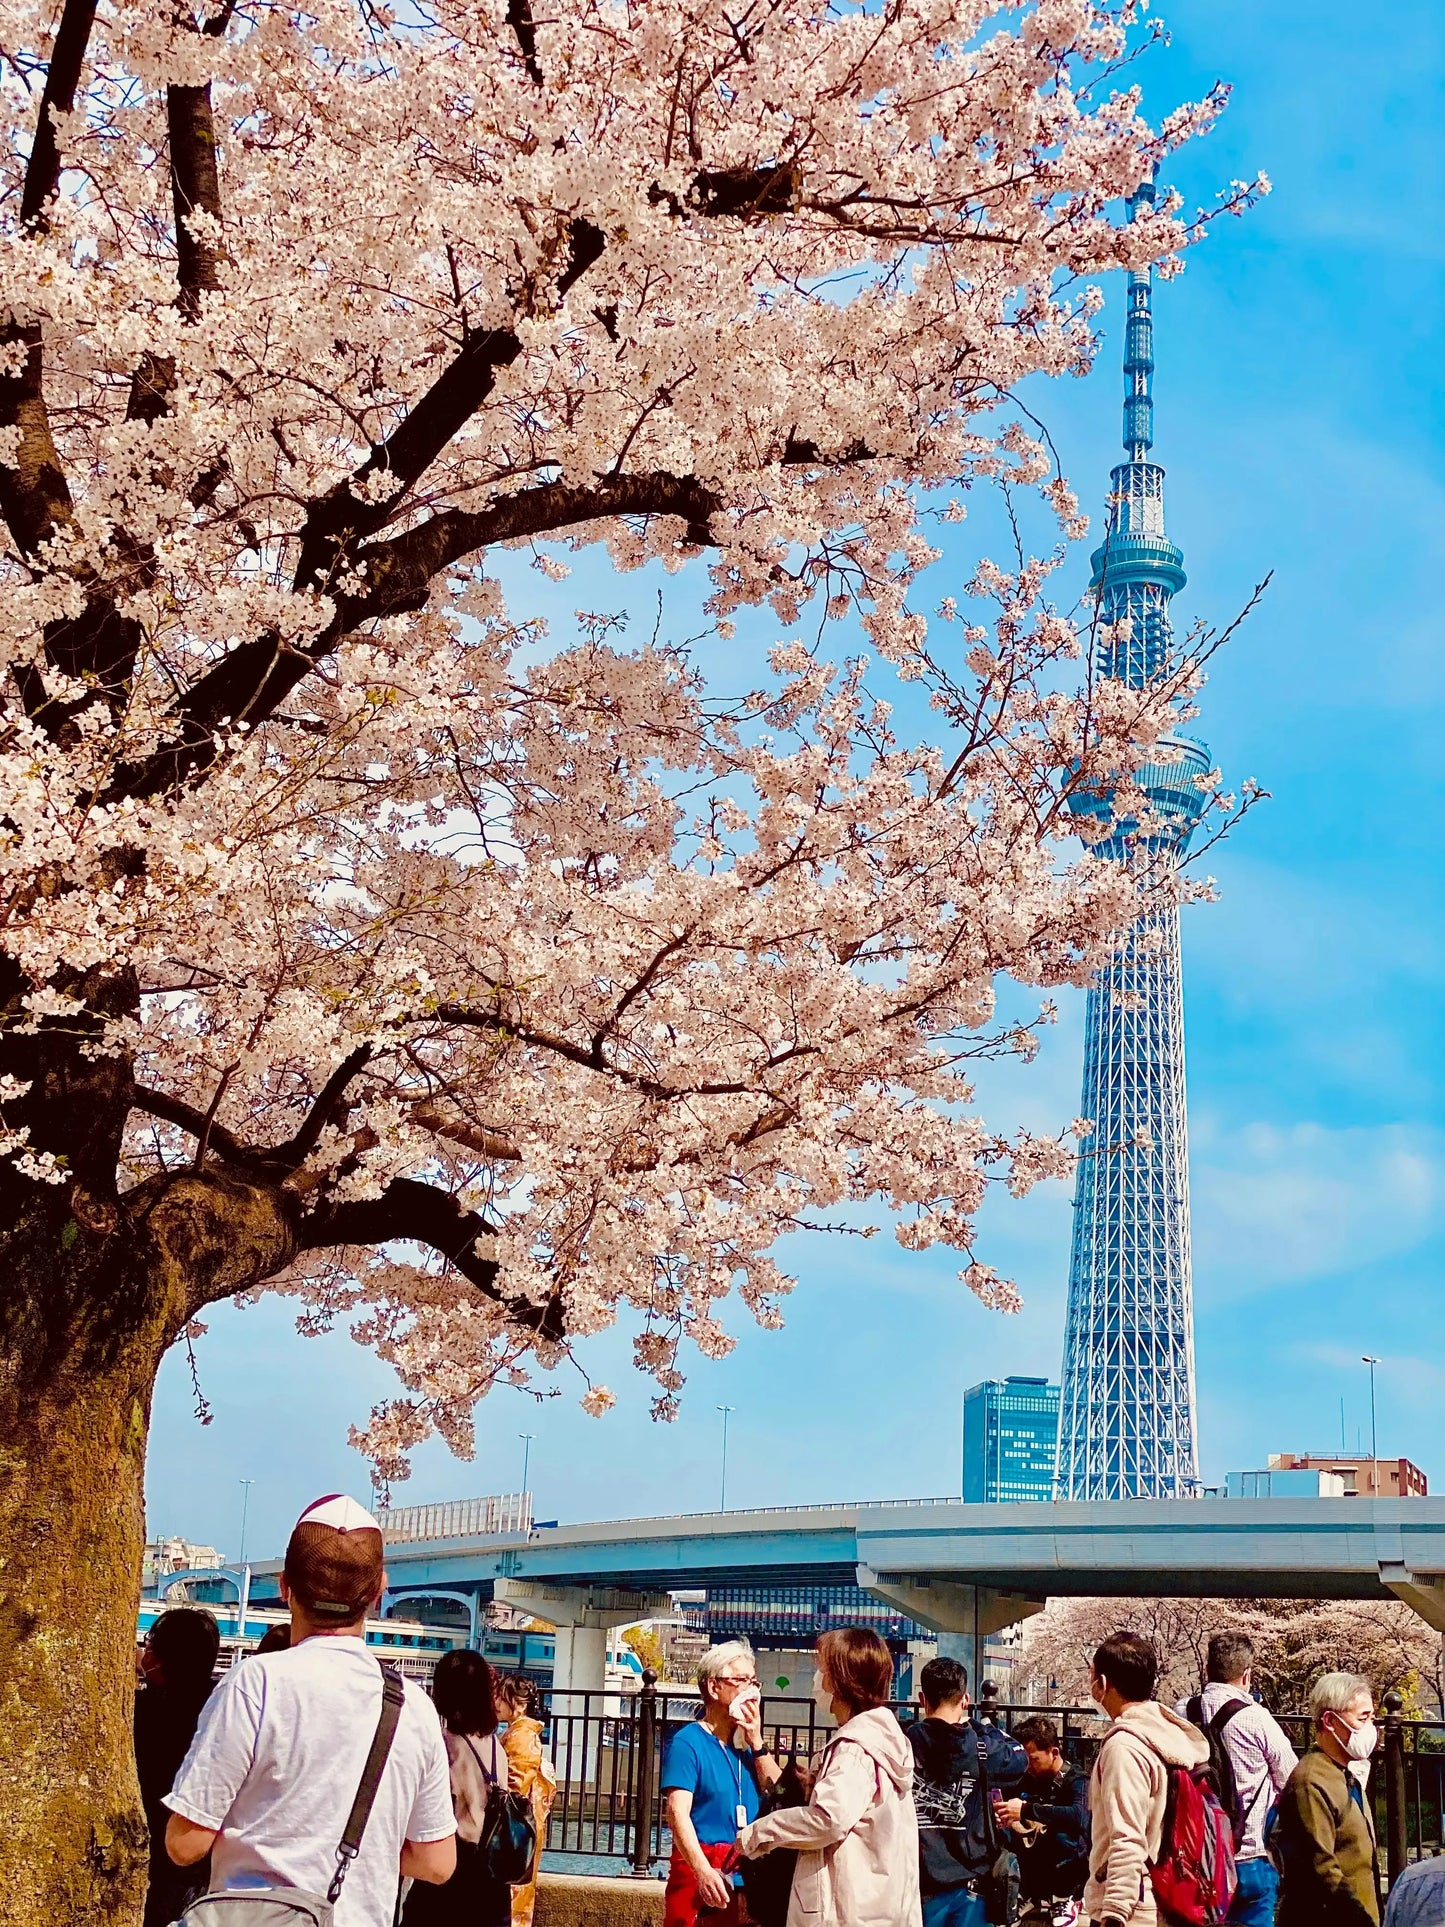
[147,0,1445,1563]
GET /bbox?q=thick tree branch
[505,0,543,84]
[168,78,225,317]
[104,468,722,800]
[127,69,228,423]
[273,1043,373,1166]
[0,0,96,564]
[130,1087,562,1338]
[410,1107,521,1163]
[344,468,722,620]
[292,219,606,592]
[21,0,98,231]
[300,1177,566,1342]
[130,1083,276,1175]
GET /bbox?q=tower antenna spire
[1122,177,1157,462]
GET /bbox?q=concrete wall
[536,1872,665,1927]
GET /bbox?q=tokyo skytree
[1054,181,1211,1500]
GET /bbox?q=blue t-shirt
[661,1720,760,1845]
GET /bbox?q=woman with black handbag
[403,1649,531,1927]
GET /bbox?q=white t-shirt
[167,1636,455,1927]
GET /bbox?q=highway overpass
[248,1494,1445,1692]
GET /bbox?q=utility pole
[1362,1357,1382,1474]
[237,1478,254,1569]
[519,1433,535,1495]
[717,1406,735,1512]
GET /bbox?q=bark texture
[0,1152,298,1927]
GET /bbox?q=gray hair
[696,1640,755,1695]
[1310,1672,1372,1722]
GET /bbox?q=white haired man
[1273,1672,1379,1927]
[662,1641,782,1927]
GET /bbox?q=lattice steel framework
[1055,182,1209,1500]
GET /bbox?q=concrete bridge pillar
[856,1566,1046,1693]
[493,1579,672,1782]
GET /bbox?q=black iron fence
[540,1680,1445,1889]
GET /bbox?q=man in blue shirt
[1384,1859,1445,1927]
[662,1642,781,1927]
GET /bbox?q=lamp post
[237,1478,254,1569]
[717,1406,735,1512]
[1362,1357,1381,1473]
[519,1433,535,1494]
[237,1479,255,1644]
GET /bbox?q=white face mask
[1329,1713,1377,1762]
[813,1671,835,1715]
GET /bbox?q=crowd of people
[662,1625,1442,1927]
[134,1494,555,1927]
[131,1498,1443,1927]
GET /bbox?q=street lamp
[717,1406,735,1512]
[1362,1357,1382,1469]
[519,1433,535,1493]
[237,1478,254,1569]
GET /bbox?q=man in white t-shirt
[166,1495,457,1927]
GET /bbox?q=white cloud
[1191,1117,1442,1300]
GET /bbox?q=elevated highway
[248,1494,1445,1692]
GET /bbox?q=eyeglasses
[714,1674,759,1690]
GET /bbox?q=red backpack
[1103,1730,1238,1927]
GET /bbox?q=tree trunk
[0,1203,167,1926]
[0,1168,298,1927]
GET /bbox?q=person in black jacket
[908,1656,1027,1927]
[133,1607,220,1927]
[997,1716,1090,1924]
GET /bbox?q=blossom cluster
[0,0,1258,1473]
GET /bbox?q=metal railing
[378,1492,533,1542]
[539,1682,1445,1890]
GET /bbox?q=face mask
[1330,1714,1377,1762]
[813,1671,834,1715]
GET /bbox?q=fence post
[629,1669,660,1878]
[1382,1688,1407,1890]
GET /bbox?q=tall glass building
[962,1376,1061,1503]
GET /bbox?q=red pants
[665,1843,749,1927]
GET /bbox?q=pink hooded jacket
[738,1707,922,1927]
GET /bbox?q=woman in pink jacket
[736,1628,922,1927]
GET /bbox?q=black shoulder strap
[463,1733,503,1786]
[1186,1695,1203,1727]
[1208,1696,1250,1739]
[329,1662,406,1904]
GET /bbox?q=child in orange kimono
[498,1673,558,1927]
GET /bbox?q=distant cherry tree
[1019,1595,1443,1711]
[0,0,1259,1913]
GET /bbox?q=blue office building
[962,1376,1061,1502]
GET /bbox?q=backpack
[739,1753,809,1927]
[177,1662,406,1927]
[1105,1729,1237,1927]
[1185,1695,1250,1850]
[464,1735,537,1885]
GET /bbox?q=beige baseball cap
[283,1494,385,1620]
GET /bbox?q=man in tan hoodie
[1084,1631,1210,1927]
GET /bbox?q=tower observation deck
[1055,182,1210,1500]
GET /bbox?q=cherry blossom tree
[0,0,1262,1912]
[1019,1595,1444,1713]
